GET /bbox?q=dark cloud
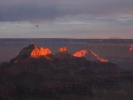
[0,0,133,22]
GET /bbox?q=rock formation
[90,50,108,62]
[57,47,67,54]
[10,44,52,62]
[0,44,132,100]
[129,44,133,51]
[73,50,88,57]
[72,49,108,62]
[55,47,71,59]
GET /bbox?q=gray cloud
[0,0,133,22]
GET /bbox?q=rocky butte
[0,44,133,100]
[58,47,67,54]
[11,44,52,62]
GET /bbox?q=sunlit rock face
[73,49,108,62]
[90,50,108,62]
[57,47,67,54]
[129,44,133,51]
[1,44,128,100]
[11,44,52,62]
[56,47,71,58]
[19,44,52,58]
[31,47,52,57]
[73,50,88,57]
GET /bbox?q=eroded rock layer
[0,44,133,100]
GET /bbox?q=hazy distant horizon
[0,37,132,39]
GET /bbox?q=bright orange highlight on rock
[73,50,88,57]
[58,47,67,53]
[31,47,52,58]
[90,50,108,62]
[129,44,133,51]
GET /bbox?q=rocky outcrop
[8,44,122,76]
[73,49,108,62]
[0,44,132,100]
[57,47,67,54]
[10,44,52,62]
[90,50,108,62]
[56,47,71,59]
[1,39,133,69]
[129,44,133,51]
[73,50,88,57]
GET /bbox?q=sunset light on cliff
[31,47,52,58]
[90,50,108,62]
[58,47,67,53]
[73,50,88,57]
[129,44,133,51]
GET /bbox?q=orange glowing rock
[73,50,88,57]
[129,44,133,51]
[90,50,108,62]
[130,48,133,51]
[58,47,67,53]
[15,44,52,60]
[98,58,108,63]
[31,47,52,58]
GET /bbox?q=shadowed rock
[10,44,52,62]
[0,44,132,100]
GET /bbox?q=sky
[0,0,133,39]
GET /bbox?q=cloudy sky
[0,0,133,38]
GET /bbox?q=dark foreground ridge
[0,44,133,100]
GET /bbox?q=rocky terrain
[0,44,133,100]
[0,38,133,69]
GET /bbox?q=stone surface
[10,44,52,62]
[73,50,88,57]
[57,47,67,54]
[0,44,133,100]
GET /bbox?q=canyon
[0,44,133,100]
[0,39,133,69]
